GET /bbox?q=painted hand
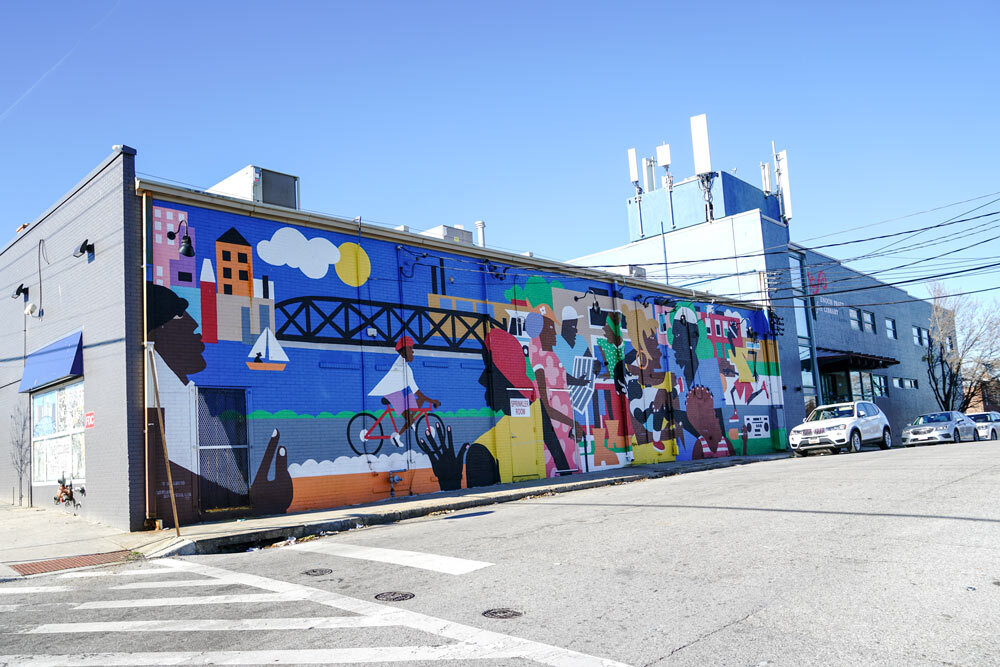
[417,424,470,492]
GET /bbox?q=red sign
[85,412,95,429]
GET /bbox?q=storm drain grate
[483,608,523,619]
[302,568,333,576]
[375,591,415,602]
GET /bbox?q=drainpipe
[141,191,151,523]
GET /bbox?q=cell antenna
[627,148,641,194]
[690,114,715,221]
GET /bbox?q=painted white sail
[248,331,268,360]
[266,329,289,362]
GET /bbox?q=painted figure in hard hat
[367,336,440,446]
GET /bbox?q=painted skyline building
[0,147,786,531]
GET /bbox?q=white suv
[788,401,892,456]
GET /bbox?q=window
[714,322,722,337]
[872,374,888,397]
[238,270,249,281]
[156,266,163,277]
[947,336,954,352]
[895,377,918,389]
[861,311,876,333]
[849,308,862,331]
[886,318,897,339]
[222,250,231,262]
[222,267,232,279]
[892,377,902,388]
[31,381,85,484]
[223,284,233,295]
[912,326,929,347]
[238,253,248,264]
[799,341,814,389]
[177,271,193,283]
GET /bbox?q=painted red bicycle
[347,400,444,456]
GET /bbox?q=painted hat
[395,336,416,351]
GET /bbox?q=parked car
[900,411,978,446]
[788,401,892,456]
[965,411,1000,440]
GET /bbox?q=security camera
[24,302,38,316]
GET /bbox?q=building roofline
[134,176,766,311]
[1,145,136,259]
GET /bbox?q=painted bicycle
[347,398,444,456]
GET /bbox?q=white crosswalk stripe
[60,567,174,578]
[1,556,629,666]
[290,540,493,575]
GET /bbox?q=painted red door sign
[85,412,95,429]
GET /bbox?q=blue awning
[19,331,84,393]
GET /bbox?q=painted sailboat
[246,328,289,371]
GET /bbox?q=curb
[145,453,788,558]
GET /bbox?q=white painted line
[158,558,629,666]
[0,586,71,595]
[26,616,396,634]
[111,578,241,590]
[0,645,527,665]
[292,541,493,575]
[60,568,172,579]
[75,591,305,609]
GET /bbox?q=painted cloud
[257,227,341,279]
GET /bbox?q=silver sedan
[901,411,979,446]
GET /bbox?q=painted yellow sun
[335,242,371,287]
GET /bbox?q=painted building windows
[912,326,929,347]
[31,381,85,484]
[886,318,897,339]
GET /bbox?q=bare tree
[924,282,1000,412]
[9,401,31,506]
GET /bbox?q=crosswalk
[0,547,628,666]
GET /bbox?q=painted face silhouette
[147,284,207,384]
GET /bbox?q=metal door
[196,388,250,512]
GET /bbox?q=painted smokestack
[475,220,486,247]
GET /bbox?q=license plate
[807,438,819,444]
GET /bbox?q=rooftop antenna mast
[771,141,793,224]
[627,147,645,237]
[656,142,674,282]
[690,114,715,222]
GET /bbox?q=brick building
[0,147,786,530]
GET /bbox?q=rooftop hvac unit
[418,224,474,245]
[628,264,647,279]
[207,166,300,209]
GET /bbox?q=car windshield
[912,413,953,425]
[968,414,991,423]
[807,406,854,421]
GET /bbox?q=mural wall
[145,202,785,523]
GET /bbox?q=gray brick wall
[0,148,135,529]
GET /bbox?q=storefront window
[31,381,85,484]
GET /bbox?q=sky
[1,1,998,301]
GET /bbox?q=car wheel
[850,430,862,453]
[792,449,806,458]
[953,429,961,443]
[992,429,998,441]
[973,429,980,441]
[879,428,892,450]
[828,445,840,455]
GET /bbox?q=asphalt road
[2,441,999,666]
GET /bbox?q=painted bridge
[274,296,505,353]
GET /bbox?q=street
[2,442,999,666]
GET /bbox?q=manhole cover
[483,608,523,619]
[375,591,415,602]
[302,568,333,576]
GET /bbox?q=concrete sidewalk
[1,452,788,578]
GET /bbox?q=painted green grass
[247,406,503,420]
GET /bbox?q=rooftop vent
[418,224,473,245]
[207,166,300,209]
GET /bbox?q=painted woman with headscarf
[526,308,581,476]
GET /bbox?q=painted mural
[145,203,785,524]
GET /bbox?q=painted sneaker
[390,432,404,448]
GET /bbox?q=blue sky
[2,1,998,300]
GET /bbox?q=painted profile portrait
[147,284,206,384]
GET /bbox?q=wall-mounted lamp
[166,221,194,257]
[73,239,95,258]
[11,284,28,300]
